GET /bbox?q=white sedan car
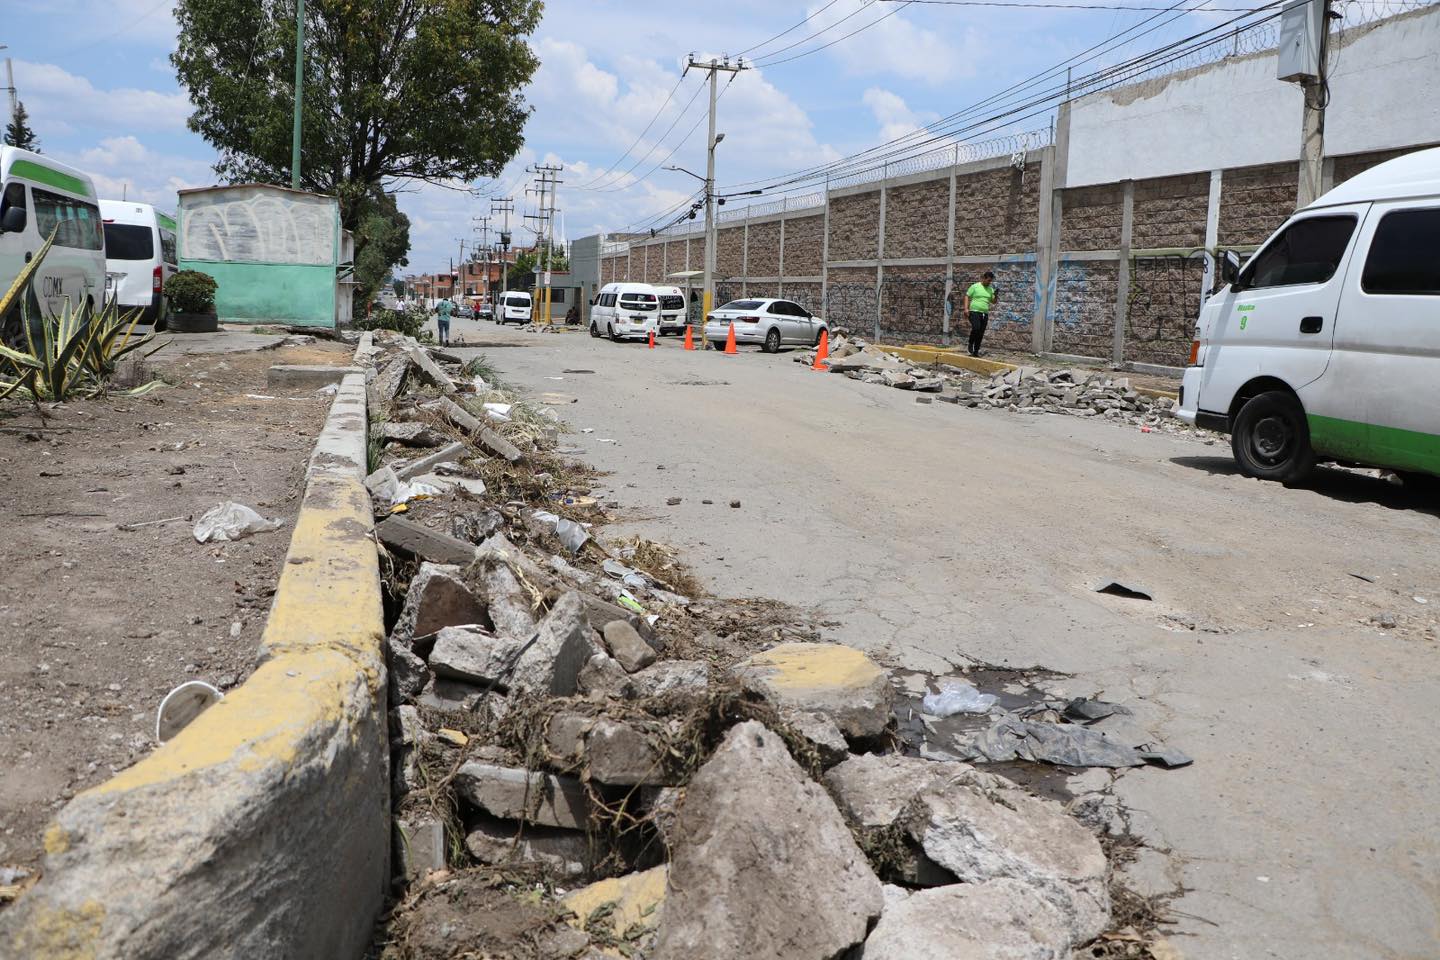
[702,298,828,353]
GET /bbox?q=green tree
[506,244,567,290]
[4,101,40,152]
[171,0,541,264]
[352,189,410,307]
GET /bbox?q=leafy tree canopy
[353,189,410,305]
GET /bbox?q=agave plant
[0,229,164,409]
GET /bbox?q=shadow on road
[1171,456,1440,518]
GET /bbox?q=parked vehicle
[499,291,532,325]
[653,285,688,335]
[1176,146,1440,487]
[702,298,827,353]
[0,146,106,342]
[99,199,178,329]
[454,304,474,319]
[589,282,661,342]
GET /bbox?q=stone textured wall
[954,164,1042,257]
[828,192,881,261]
[643,244,664,284]
[1218,162,1296,246]
[880,264,947,344]
[785,281,823,314]
[1332,145,1436,185]
[716,226,745,279]
[783,215,824,276]
[883,179,949,259]
[984,261,1038,353]
[1132,173,1209,250]
[1125,255,1205,368]
[825,266,878,334]
[1059,184,1123,251]
[747,220,782,277]
[1050,261,1118,358]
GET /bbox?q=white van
[100,200,178,328]
[589,282,660,342]
[0,146,106,341]
[653,285,689,336]
[1177,146,1440,487]
[500,291,532,325]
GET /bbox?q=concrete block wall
[748,220,782,277]
[1218,162,1296,247]
[828,192,881,261]
[1126,256,1206,367]
[1050,260,1118,358]
[1059,184,1123,251]
[786,281,823,313]
[880,264,947,344]
[825,266,878,333]
[716,226,745,279]
[784,215,825,275]
[977,260,1038,354]
[1132,173,1209,250]
[954,164,1042,256]
[884,181,949,259]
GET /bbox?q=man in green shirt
[963,271,997,357]
[435,297,454,346]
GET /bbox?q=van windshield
[104,223,154,260]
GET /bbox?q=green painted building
[177,184,354,328]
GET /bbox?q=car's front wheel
[763,328,781,353]
[1231,390,1315,484]
[609,323,621,343]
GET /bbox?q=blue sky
[4,0,1234,274]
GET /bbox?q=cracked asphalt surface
[445,317,1440,959]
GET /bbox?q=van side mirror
[0,206,25,234]
[1220,250,1242,291]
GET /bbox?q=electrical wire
[753,1,917,66]
[574,79,709,191]
[572,73,693,189]
[594,72,740,195]
[734,0,851,57]
[747,0,884,65]
[882,0,1262,8]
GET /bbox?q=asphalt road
[446,317,1440,959]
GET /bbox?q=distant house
[177,183,354,328]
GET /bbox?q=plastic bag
[193,502,285,543]
[921,679,999,717]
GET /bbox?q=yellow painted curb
[564,865,667,957]
[1,374,388,960]
[877,344,1180,402]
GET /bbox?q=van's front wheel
[1231,391,1315,484]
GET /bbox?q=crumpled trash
[922,679,999,717]
[193,502,285,543]
[952,713,1191,769]
[603,558,652,593]
[482,402,512,423]
[155,680,224,742]
[367,467,445,507]
[531,509,590,554]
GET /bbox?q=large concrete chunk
[602,619,656,673]
[367,353,412,409]
[586,718,674,786]
[427,625,527,688]
[732,642,893,739]
[378,516,477,566]
[472,555,539,641]
[860,878,1075,960]
[391,561,488,645]
[915,779,1111,943]
[386,637,429,705]
[623,660,709,700]
[454,761,592,830]
[652,721,882,960]
[406,346,457,394]
[509,592,598,697]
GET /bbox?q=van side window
[160,229,178,266]
[1241,215,1355,290]
[1361,209,1440,296]
[0,182,26,230]
[33,189,104,251]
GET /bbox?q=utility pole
[473,215,492,313]
[526,164,564,325]
[291,0,305,190]
[3,51,18,129]
[683,56,746,347]
[492,197,514,301]
[454,238,468,302]
[1292,0,1335,208]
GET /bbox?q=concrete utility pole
[492,197,514,301]
[526,164,565,325]
[291,0,305,189]
[473,215,492,311]
[3,54,18,129]
[683,56,746,347]
[1294,0,1334,208]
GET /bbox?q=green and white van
[0,146,106,341]
[1177,147,1440,488]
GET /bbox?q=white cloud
[58,135,213,208]
[14,60,191,135]
[862,87,938,143]
[798,0,979,85]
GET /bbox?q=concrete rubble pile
[356,333,1142,959]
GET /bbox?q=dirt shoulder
[0,336,351,875]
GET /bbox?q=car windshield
[718,300,763,311]
[660,295,685,310]
[620,294,657,311]
[104,223,154,260]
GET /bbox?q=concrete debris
[406,346,457,395]
[416,676,490,713]
[377,515,478,566]
[454,760,593,830]
[620,659,710,700]
[386,638,429,705]
[860,878,1078,960]
[427,625,527,688]
[586,717,675,786]
[784,710,851,768]
[471,554,540,642]
[732,642,894,740]
[393,441,469,481]
[391,561,488,645]
[394,816,446,883]
[602,619,657,673]
[506,592,598,697]
[379,421,445,448]
[564,866,668,957]
[652,721,883,960]
[577,651,630,698]
[367,354,412,409]
[465,817,591,877]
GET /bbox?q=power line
[882,0,1262,8]
[573,78,709,191]
[734,0,850,57]
[572,73,692,189]
[594,72,739,195]
[748,0,884,65]
[754,1,917,66]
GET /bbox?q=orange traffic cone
[684,325,695,350]
[723,323,738,355]
[648,329,656,349]
[811,328,830,371]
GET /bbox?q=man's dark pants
[438,318,451,345]
[967,311,989,355]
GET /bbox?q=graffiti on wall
[824,283,877,334]
[1126,253,1207,367]
[879,277,946,344]
[182,188,335,265]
